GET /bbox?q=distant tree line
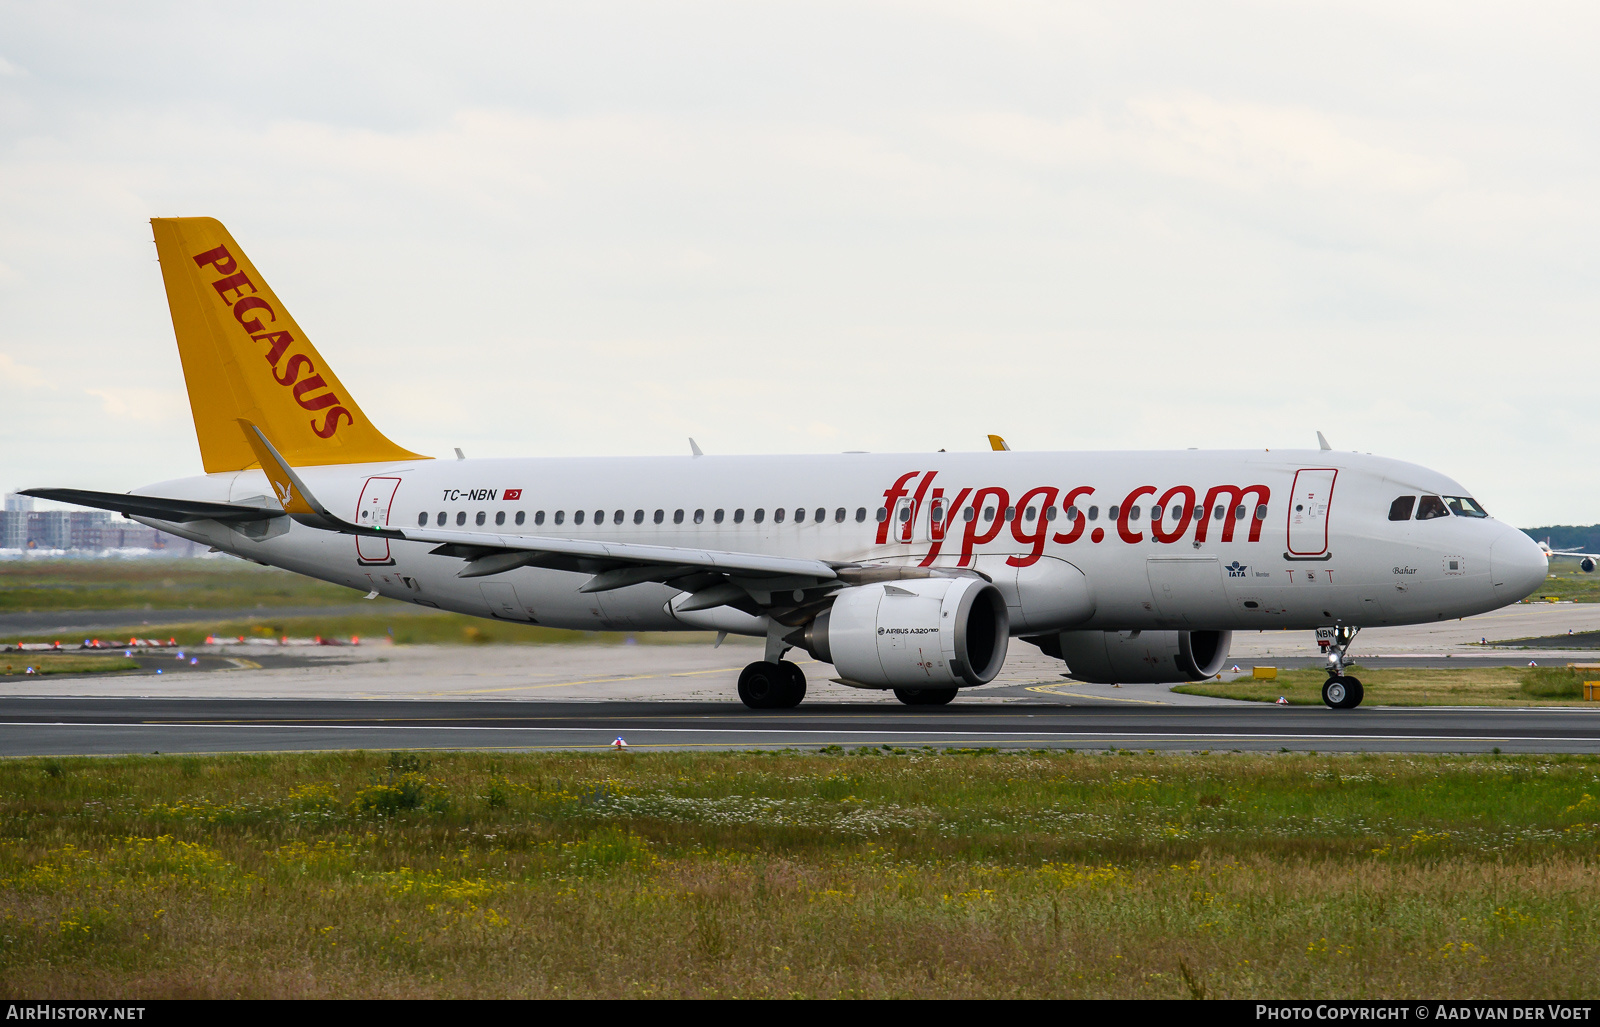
[1522,525,1600,552]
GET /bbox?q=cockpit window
[1388,496,1416,521]
[1445,496,1488,518]
[1416,495,1450,520]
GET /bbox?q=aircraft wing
[401,525,836,582]
[19,488,286,524]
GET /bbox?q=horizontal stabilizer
[19,488,285,524]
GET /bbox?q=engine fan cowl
[801,578,1009,688]
[1033,628,1232,684]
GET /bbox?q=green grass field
[0,558,370,613]
[1522,566,1600,603]
[0,654,140,677]
[3,749,1599,998]
[1175,665,1600,707]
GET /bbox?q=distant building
[27,510,69,550]
[0,510,23,549]
[1,493,201,555]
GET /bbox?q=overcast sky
[1,1,1595,525]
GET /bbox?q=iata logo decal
[1226,561,1249,577]
[504,489,523,501]
[191,244,354,440]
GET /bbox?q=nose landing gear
[1321,625,1364,709]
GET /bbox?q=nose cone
[1491,530,1549,601]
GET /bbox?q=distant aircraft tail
[151,217,428,473]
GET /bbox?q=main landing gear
[1321,625,1364,710]
[738,660,807,709]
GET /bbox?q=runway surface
[5,602,1600,756]
[6,696,1600,756]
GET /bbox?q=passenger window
[633,510,644,524]
[594,509,604,524]
[475,511,486,526]
[754,508,765,524]
[963,508,976,521]
[417,512,428,526]
[835,507,846,523]
[533,511,543,526]
[1066,506,1078,521]
[899,506,911,523]
[1151,506,1162,521]
[1128,506,1140,521]
[1214,505,1224,520]
[613,510,623,525]
[1045,506,1057,521]
[1109,505,1121,521]
[694,509,705,524]
[795,508,807,523]
[456,511,467,526]
[495,511,505,526]
[1445,496,1488,518]
[574,510,586,525]
[714,509,724,524]
[1254,504,1267,521]
[554,511,564,525]
[815,508,825,523]
[855,507,866,522]
[875,508,888,523]
[1388,496,1416,521]
[1005,506,1015,522]
[436,511,446,526]
[1088,506,1099,521]
[516,511,526,526]
[673,509,684,524]
[734,508,745,524]
[775,508,786,523]
[1234,505,1246,520]
[984,507,995,523]
[654,509,664,524]
[1416,495,1450,520]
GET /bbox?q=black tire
[894,687,958,706]
[776,661,807,708]
[1322,676,1361,709]
[738,662,787,709]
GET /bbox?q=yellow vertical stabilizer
[151,217,429,473]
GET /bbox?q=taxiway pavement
[3,603,1598,756]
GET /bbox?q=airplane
[25,218,1552,711]
[1537,540,1598,573]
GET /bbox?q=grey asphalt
[5,696,1599,756]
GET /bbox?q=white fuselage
[133,448,1550,636]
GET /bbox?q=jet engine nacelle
[1031,629,1232,684]
[800,578,1009,689]
[1582,557,1596,574]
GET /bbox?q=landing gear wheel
[893,688,958,706]
[1322,676,1363,709]
[738,662,787,709]
[777,661,807,708]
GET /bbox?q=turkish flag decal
[503,489,523,501]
